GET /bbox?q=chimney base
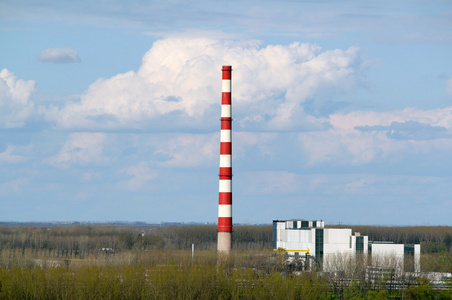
[217,231,232,253]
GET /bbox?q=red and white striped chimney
[217,65,232,253]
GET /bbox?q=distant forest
[0,225,271,259]
[0,224,451,258]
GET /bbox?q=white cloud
[299,106,452,166]
[37,47,81,64]
[81,171,102,182]
[124,161,158,189]
[0,178,28,195]
[7,37,452,174]
[447,78,452,96]
[244,171,299,194]
[241,172,390,196]
[48,132,107,167]
[0,145,29,164]
[0,68,35,128]
[329,107,452,130]
[151,133,218,168]
[344,175,385,194]
[48,38,365,130]
[233,132,281,162]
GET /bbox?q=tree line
[0,224,451,261]
[0,225,273,259]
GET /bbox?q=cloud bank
[0,68,35,128]
[46,38,365,131]
[6,38,452,170]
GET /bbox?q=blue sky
[1,0,451,225]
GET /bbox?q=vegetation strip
[0,225,450,299]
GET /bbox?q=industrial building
[273,219,420,273]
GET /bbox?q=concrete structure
[369,242,421,274]
[273,219,420,273]
[217,66,233,253]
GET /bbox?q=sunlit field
[0,225,451,299]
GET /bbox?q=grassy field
[0,225,451,299]
[0,249,330,299]
[0,248,451,299]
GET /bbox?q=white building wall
[274,221,286,249]
[323,229,352,272]
[274,221,316,255]
[371,244,404,260]
[350,235,356,255]
[285,221,293,229]
[414,244,421,273]
[310,229,316,255]
[371,244,405,274]
[323,228,352,255]
[364,236,369,255]
[285,229,313,250]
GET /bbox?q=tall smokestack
[217,65,232,253]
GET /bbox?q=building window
[404,244,415,272]
[272,222,278,248]
[404,244,415,256]
[315,229,324,260]
[356,236,364,253]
